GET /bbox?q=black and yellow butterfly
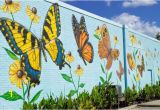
[0,3,67,84]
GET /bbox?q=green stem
[11,12,14,21]
[29,20,33,30]
[27,82,31,103]
[22,81,25,102]
[69,68,78,97]
[77,76,80,96]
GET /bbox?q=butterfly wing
[81,42,93,64]
[42,3,65,69]
[111,49,120,60]
[98,26,111,59]
[0,18,41,84]
[79,16,89,48]
[106,54,113,70]
[72,14,80,48]
[79,16,94,64]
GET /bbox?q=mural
[0,0,159,109]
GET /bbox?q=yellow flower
[136,73,140,82]
[65,52,74,64]
[75,65,84,76]
[95,26,101,36]
[130,35,137,45]
[0,0,20,13]
[9,60,28,89]
[26,5,40,23]
[94,26,101,39]
[114,36,119,45]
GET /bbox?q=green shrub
[23,101,37,110]
[23,82,160,109]
[90,84,117,109]
[38,94,56,109]
[124,87,138,105]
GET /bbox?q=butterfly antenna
[65,61,71,69]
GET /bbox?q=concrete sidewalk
[119,100,160,110]
[138,100,160,107]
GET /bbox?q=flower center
[68,51,71,56]
[77,65,81,70]
[17,70,24,78]
[32,7,37,14]
[5,0,12,4]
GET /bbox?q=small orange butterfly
[97,25,120,70]
[116,61,124,81]
[137,55,145,77]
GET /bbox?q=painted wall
[126,28,160,90]
[0,1,159,109]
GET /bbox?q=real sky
[64,0,160,37]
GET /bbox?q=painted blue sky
[64,0,160,37]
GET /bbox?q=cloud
[122,0,157,7]
[112,13,160,37]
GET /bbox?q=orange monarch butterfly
[72,14,94,65]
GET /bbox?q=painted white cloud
[123,0,157,7]
[112,13,160,37]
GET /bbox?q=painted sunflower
[26,5,40,23]
[75,65,84,76]
[0,0,20,13]
[65,51,74,64]
[95,26,101,37]
[129,35,137,45]
[9,60,28,89]
[114,36,119,45]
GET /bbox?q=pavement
[119,100,160,110]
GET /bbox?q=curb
[118,105,138,110]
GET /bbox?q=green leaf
[68,90,77,97]
[100,63,105,73]
[94,34,100,40]
[107,72,112,82]
[79,83,85,88]
[100,76,105,84]
[30,90,43,104]
[0,91,23,101]
[133,74,136,82]
[3,47,18,60]
[61,74,72,83]
[135,49,138,55]
[133,52,136,60]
